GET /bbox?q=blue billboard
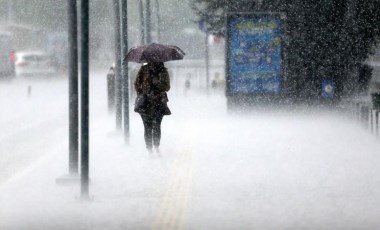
[226,13,283,95]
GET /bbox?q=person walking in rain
[134,62,171,154]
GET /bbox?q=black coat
[134,64,171,116]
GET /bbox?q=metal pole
[356,102,360,122]
[139,0,145,45]
[360,105,365,126]
[7,0,13,23]
[371,109,374,134]
[121,0,129,141]
[155,0,161,42]
[367,106,370,130]
[376,110,379,138]
[107,67,116,113]
[114,0,122,130]
[145,0,152,44]
[205,19,210,94]
[80,0,90,199]
[364,105,370,130]
[68,0,79,175]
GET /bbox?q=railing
[165,59,225,90]
[125,59,226,99]
[342,96,380,137]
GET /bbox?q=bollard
[366,106,371,130]
[360,105,368,128]
[371,109,374,134]
[365,105,370,130]
[27,85,31,98]
[107,66,116,113]
[376,110,379,138]
[185,79,191,89]
[351,101,356,119]
[184,73,191,93]
[211,72,220,89]
[359,104,364,124]
[356,102,361,122]
[372,93,380,134]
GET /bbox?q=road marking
[152,123,197,230]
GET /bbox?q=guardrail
[128,59,226,91]
[342,96,380,137]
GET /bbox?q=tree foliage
[190,0,380,99]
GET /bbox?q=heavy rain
[0,0,380,229]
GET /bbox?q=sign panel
[321,80,335,98]
[227,13,283,95]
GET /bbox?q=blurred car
[15,51,57,77]
[0,32,16,79]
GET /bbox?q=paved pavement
[1,75,380,230]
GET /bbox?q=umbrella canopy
[124,43,185,63]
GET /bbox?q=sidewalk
[1,86,380,230]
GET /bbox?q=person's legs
[152,115,164,148]
[141,115,153,150]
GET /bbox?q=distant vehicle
[15,51,56,77]
[0,32,16,79]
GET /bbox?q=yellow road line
[152,123,197,230]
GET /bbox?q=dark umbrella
[124,43,185,63]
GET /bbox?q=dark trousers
[140,114,164,149]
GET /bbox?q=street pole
[155,0,161,42]
[114,0,122,130]
[68,0,79,175]
[7,0,13,23]
[145,0,152,44]
[205,19,210,94]
[139,0,145,45]
[376,110,379,138]
[80,0,90,199]
[120,0,129,142]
